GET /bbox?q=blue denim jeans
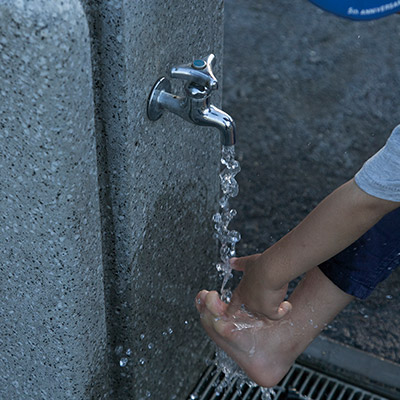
[319,208,400,299]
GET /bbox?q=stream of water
[212,145,241,302]
[209,145,274,400]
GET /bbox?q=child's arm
[229,178,399,318]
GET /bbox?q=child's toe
[195,290,208,312]
[205,291,227,317]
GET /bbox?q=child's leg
[195,266,353,388]
[319,207,400,299]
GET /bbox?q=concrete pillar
[1,1,223,399]
[83,1,223,398]
[0,1,109,399]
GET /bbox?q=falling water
[209,145,274,399]
[213,145,241,302]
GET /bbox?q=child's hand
[227,254,292,320]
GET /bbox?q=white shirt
[355,125,400,202]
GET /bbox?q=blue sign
[309,0,400,20]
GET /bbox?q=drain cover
[189,362,391,400]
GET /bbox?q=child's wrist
[259,250,290,290]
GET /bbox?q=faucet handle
[170,54,218,91]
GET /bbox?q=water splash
[210,349,274,399]
[213,145,241,302]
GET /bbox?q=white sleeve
[354,125,400,202]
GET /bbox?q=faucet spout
[191,104,236,146]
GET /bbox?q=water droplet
[261,387,274,400]
[168,328,173,334]
[386,295,393,299]
[184,320,189,325]
[119,358,128,367]
[140,334,145,340]
[146,391,151,398]
[219,195,229,209]
[126,348,132,356]
[147,343,154,350]
[212,213,221,223]
[139,358,146,365]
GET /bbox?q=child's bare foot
[195,289,297,387]
[195,267,354,388]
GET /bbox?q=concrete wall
[0,1,223,399]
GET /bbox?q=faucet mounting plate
[147,77,171,121]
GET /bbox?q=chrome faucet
[147,54,236,146]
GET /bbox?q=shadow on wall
[109,180,218,399]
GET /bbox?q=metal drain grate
[189,362,390,400]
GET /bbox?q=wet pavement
[223,0,400,364]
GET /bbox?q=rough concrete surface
[82,1,223,398]
[0,2,109,399]
[224,0,400,365]
[1,0,223,399]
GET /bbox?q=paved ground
[223,0,400,364]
